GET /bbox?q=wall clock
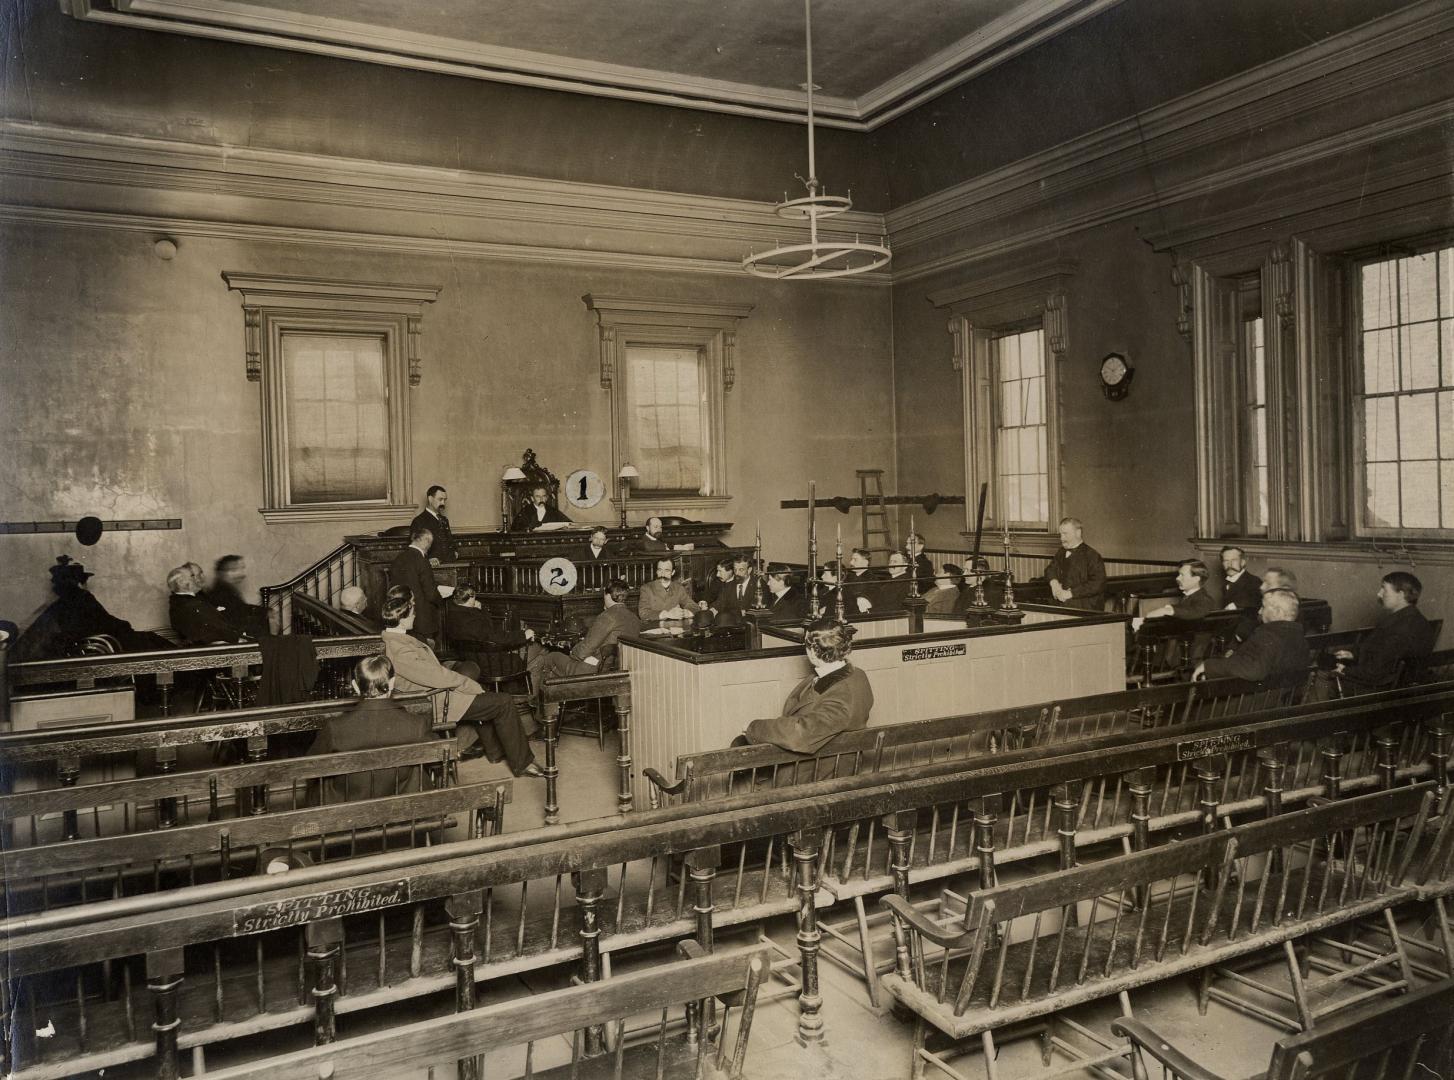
[564,469,606,509]
[1099,352,1134,401]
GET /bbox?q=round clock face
[1100,353,1129,386]
[539,557,578,596]
[564,469,606,509]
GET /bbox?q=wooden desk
[621,606,1127,807]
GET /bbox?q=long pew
[4,682,1453,1078]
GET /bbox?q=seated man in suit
[874,552,915,612]
[389,524,444,647]
[636,516,671,553]
[411,485,454,563]
[1233,567,1299,643]
[380,586,542,776]
[700,558,736,615]
[1219,545,1261,611]
[204,554,268,638]
[763,564,808,623]
[582,526,615,562]
[1131,559,1219,669]
[737,618,874,753]
[168,564,245,645]
[1193,588,1307,684]
[841,548,880,614]
[337,585,382,632]
[1042,517,1106,611]
[924,563,964,614]
[528,578,641,684]
[815,561,849,617]
[511,485,572,532]
[638,557,695,623]
[1331,571,1436,692]
[446,583,535,671]
[309,654,434,802]
[712,554,757,624]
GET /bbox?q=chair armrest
[879,895,981,950]
[643,768,686,797]
[1109,1019,1227,1080]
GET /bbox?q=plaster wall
[0,222,893,631]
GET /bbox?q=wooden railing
[922,547,1179,583]
[259,541,364,631]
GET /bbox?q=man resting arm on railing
[736,618,873,754]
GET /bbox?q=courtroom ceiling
[62,0,1124,129]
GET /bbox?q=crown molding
[886,0,1454,248]
[66,0,1121,131]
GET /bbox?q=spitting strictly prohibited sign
[901,644,967,663]
[233,880,410,934]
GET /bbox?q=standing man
[389,524,443,647]
[528,579,641,683]
[1043,517,1106,611]
[510,485,572,532]
[638,557,695,623]
[412,485,454,564]
[1219,546,1260,611]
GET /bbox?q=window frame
[583,295,752,514]
[976,322,1056,531]
[223,273,439,523]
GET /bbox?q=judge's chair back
[502,447,563,529]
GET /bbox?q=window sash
[990,328,1051,529]
[623,344,710,496]
[281,332,392,505]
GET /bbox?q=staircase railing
[259,542,362,633]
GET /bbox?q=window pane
[1443,320,1454,387]
[1443,462,1454,529]
[1365,398,1399,462]
[1400,253,1438,324]
[1362,261,1397,330]
[1362,329,1398,393]
[1401,461,1439,527]
[625,345,706,493]
[1442,249,1454,318]
[1364,463,1400,528]
[1400,394,1437,460]
[283,333,389,504]
[990,327,1049,527]
[1441,391,1454,460]
[1019,331,1043,376]
[1401,323,1438,390]
[1000,382,1023,427]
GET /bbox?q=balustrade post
[1259,748,1285,819]
[156,671,174,717]
[1126,769,1153,853]
[903,593,927,635]
[973,795,1000,890]
[245,734,269,815]
[788,827,825,1046]
[446,891,485,1080]
[542,705,560,826]
[572,868,609,1056]
[1375,727,1400,791]
[883,810,919,982]
[146,948,185,1080]
[1427,717,1451,808]
[305,918,343,1046]
[57,755,81,841]
[1053,781,1081,869]
[1320,742,1345,802]
[1195,757,1223,835]
[614,685,634,813]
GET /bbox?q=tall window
[1241,314,1270,533]
[990,328,1050,527]
[282,333,390,504]
[1356,244,1454,534]
[624,345,709,495]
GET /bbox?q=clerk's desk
[621,607,1128,808]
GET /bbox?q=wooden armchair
[1113,976,1454,1080]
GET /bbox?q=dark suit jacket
[1043,544,1107,610]
[446,605,529,651]
[712,575,758,623]
[411,510,454,562]
[842,570,881,614]
[1344,606,1435,688]
[14,588,152,660]
[203,581,267,637]
[308,697,434,802]
[635,533,670,553]
[572,604,642,663]
[874,575,914,612]
[169,593,243,645]
[1220,571,1261,611]
[744,665,874,754]
[510,503,572,532]
[1203,620,1307,683]
[1171,589,1218,620]
[765,586,808,624]
[389,546,441,643]
[582,543,616,562]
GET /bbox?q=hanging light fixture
[743,0,891,281]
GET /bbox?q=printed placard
[234,880,410,935]
[1176,732,1254,761]
[901,644,967,663]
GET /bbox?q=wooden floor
[91,730,1404,1079]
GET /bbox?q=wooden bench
[1113,975,1454,1080]
[0,735,461,850]
[202,942,774,1080]
[878,785,1444,1080]
[4,686,1453,1078]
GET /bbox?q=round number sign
[539,557,578,596]
[564,469,606,509]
